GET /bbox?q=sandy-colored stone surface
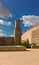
[22,24,39,43]
[0,49,39,65]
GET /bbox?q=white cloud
[0,3,12,18]
[0,20,11,26]
[0,29,14,37]
[0,33,7,37]
[0,29,3,33]
[20,15,39,27]
[9,35,14,37]
[0,29,7,37]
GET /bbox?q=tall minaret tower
[14,19,22,44]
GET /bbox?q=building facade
[21,24,39,46]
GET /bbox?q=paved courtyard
[0,49,39,65]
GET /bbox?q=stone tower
[14,19,22,44]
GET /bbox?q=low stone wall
[32,46,39,49]
[0,46,26,51]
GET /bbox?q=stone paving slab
[0,49,39,65]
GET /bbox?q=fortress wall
[21,25,39,44]
[0,37,14,45]
[5,37,14,45]
[21,30,32,43]
[0,38,2,45]
[31,28,39,45]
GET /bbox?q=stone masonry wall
[0,37,14,46]
[31,28,39,45]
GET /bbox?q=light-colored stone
[21,24,39,45]
[0,49,39,65]
[0,46,26,51]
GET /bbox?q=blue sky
[0,0,39,37]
